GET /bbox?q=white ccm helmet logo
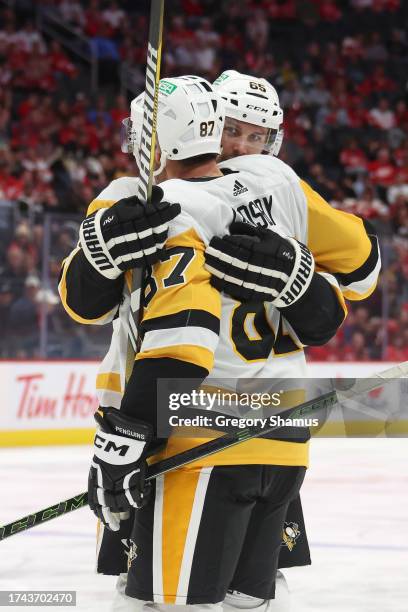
[246,104,268,112]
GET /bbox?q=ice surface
[0,439,407,611]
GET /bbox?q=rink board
[0,360,402,446]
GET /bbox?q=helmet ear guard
[213,70,284,156]
[120,117,135,154]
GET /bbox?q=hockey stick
[1,360,406,541]
[125,0,165,382]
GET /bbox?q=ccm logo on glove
[88,407,154,531]
[94,434,129,456]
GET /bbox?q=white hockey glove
[205,221,314,307]
[88,407,153,531]
[79,186,181,279]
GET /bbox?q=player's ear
[154,143,161,166]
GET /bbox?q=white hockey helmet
[122,75,225,174]
[213,69,284,156]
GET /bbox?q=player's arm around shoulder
[58,180,180,325]
[300,180,381,301]
[205,219,347,347]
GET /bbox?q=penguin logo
[122,538,138,571]
[281,522,301,551]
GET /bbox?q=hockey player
[210,70,380,315]
[59,76,350,611]
[117,71,380,608]
[208,68,381,593]
[209,69,309,593]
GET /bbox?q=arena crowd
[0,0,406,359]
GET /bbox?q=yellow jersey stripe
[143,228,221,322]
[87,199,116,216]
[96,372,122,393]
[302,180,372,274]
[162,469,201,603]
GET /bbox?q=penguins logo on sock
[122,538,138,571]
[281,522,301,551]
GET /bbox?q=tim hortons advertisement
[0,361,396,446]
[0,361,99,445]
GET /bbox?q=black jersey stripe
[63,249,123,320]
[141,309,220,335]
[335,233,379,287]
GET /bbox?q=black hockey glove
[205,221,315,307]
[79,185,181,279]
[88,407,153,531]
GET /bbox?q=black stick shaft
[125,0,165,381]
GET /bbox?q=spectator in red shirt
[266,0,297,19]
[368,147,397,187]
[354,186,389,220]
[59,116,78,147]
[167,15,195,48]
[384,336,408,360]
[342,331,372,361]
[17,93,40,119]
[110,95,129,125]
[358,64,396,97]
[49,41,77,79]
[0,170,23,201]
[307,334,343,361]
[344,96,369,128]
[18,43,55,92]
[182,0,204,17]
[84,0,107,38]
[340,139,368,172]
[319,0,343,21]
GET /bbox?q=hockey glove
[205,221,315,307]
[88,407,153,531]
[79,185,181,279]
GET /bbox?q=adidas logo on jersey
[233,180,248,196]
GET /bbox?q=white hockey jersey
[59,155,380,467]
